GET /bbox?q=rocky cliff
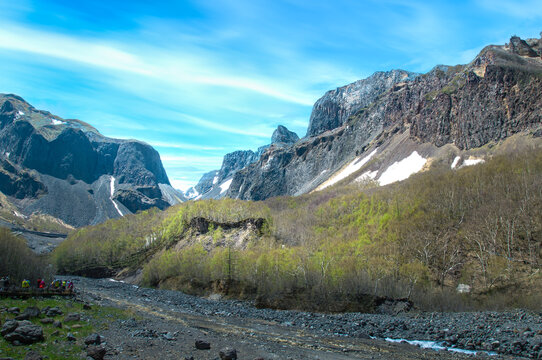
[226,35,542,200]
[306,70,419,137]
[188,125,298,199]
[0,94,184,227]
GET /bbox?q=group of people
[0,276,74,293]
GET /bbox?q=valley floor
[68,276,537,359]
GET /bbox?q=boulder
[7,307,20,315]
[195,340,211,350]
[3,320,44,344]
[1,320,19,336]
[22,306,40,318]
[84,333,101,345]
[219,347,238,360]
[86,345,106,360]
[64,313,80,322]
[45,307,63,317]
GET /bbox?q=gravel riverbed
[68,276,541,359]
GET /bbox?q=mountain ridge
[0,94,185,227]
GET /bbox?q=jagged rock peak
[271,125,299,145]
[507,35,540,57]
[306,69,420,137]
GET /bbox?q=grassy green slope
[53,147,542,311]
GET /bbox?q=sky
[0,0,541,190]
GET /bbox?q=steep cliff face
[189,125,298,199]
[228,35,542,200]
[306,70,419,137]
[0,94,183,226]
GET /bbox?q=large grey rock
[2,320,44,344]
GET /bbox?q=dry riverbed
[47,276,538,360]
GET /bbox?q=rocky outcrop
[189,125,298,199]
[0,94,182,226]
[0,158,46,199]
[227,35,542,200]
[306,70,419,137]
[271,125,299,145]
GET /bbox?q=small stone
[7,307,20,315]
[22,307,40,318]
[52,320,62,328]
[84,333,101,345]
[64,313,80,322]
[23,351,43,360]
[66,332,76,341]
[45,307,63,317]
[39,318,54,324]
[195,340,211,350]
[71,324,82,329]
[219,347,237,360]
[15,313,30,321]
[87,345,106,360]
[83,303,92,310]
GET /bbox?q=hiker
[67,280,74,292]
[51,279,61,290]
[37,278,42,288]
[39,279,46,289]
[22,279,30,289]
[0,277,6,291]
[61,280,66,290]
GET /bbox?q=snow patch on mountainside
[51,119,64,125]
[220,179,233,194]
[451,156,461,169]
[461,157,485,167]
[109,176,124,216]
[378,151,427,186]
[320,148,378,190]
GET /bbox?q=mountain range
[0,94,184,228]
[1,34,541,229]
[190,34,542,200]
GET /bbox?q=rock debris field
[68,276,540,359]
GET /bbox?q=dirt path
[68,277,523,360]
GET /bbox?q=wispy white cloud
[0,22,316,106]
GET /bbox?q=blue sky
[0,0,541,190]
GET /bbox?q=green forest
[52,148,542,311]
